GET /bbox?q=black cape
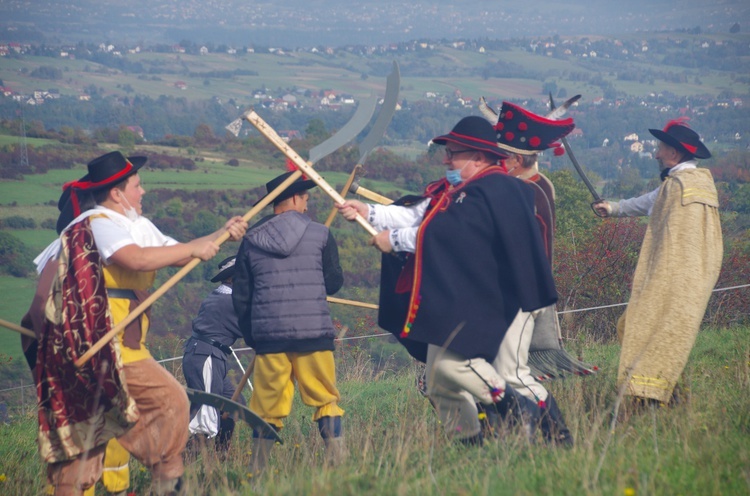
[379,168,557,363]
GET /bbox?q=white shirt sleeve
[90,213,179,264]
[390,227,419,253]
[611,187,659,217]
[366,198,429,254]
[367,198,430,230]
[90,216,137,263]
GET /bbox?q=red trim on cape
[399,166,508,338]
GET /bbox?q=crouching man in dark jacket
[233,171,345,474]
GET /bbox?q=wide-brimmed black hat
[56,151,147,233]
[255,170,316,206]
[494,101,575,156]
[649,118,711,159]
[431,116,508,160]
[210,256,237,283]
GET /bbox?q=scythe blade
[185,388,282,443]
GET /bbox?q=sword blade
[549,93,602,203]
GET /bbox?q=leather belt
[190,334,233,355]
[106,288,138,300]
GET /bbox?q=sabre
[548,93,604,207]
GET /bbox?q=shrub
[0,216,36,229]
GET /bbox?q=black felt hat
[255,170,316,206]
[210,256,237,283]
[649,118,711,159]
[56,151,147,233]
[431,116,508,160]
[494,101,575,156]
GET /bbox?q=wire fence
[1,283,748,424]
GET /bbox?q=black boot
[317,416,346,466]
[215,416,235,456]
[540,393,573,448]
[492,386,540,443]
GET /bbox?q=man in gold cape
[594,118,722,404]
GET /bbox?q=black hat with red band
[649,117,711,160]
[56,151,146,233]
[431,116,509,160]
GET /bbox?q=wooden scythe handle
[326,296,379,310]
[324,163,362,227]
[74,171,303,369]
[350,183,394,206]
[231,353,256,403]
[243,111,379,237]
[0,318,36,338]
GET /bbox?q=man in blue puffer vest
[233,170,345,474]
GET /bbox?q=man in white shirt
[36,151,247,495]
[593,119,722,409]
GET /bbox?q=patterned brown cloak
[36,218,138,463]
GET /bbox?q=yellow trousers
[101,438,130,492]
[250,351,344,430]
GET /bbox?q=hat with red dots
[493,102,575,156]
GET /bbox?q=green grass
[0,135,58,148]
[0,275,35,360]
[0,326,747,495]
[2,229,57,254]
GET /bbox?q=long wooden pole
[243,110,379,237]
[231,354,255,403]
[350,182,394,205]
[74,170,303,369]
[326,296,379,310]
[324,163,362,227]
[0,318,35,338]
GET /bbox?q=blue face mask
[445,168,463,186]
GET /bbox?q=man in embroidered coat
[337,116,558,445]
[594,119,722,405]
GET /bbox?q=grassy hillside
[0,326,747,495]
[1,34,747,111]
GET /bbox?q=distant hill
[0,0,747,47]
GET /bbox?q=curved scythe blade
[308,94,378,164]
[358,60,400,164]
[185,388,282,443]
[322,61,400,227]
